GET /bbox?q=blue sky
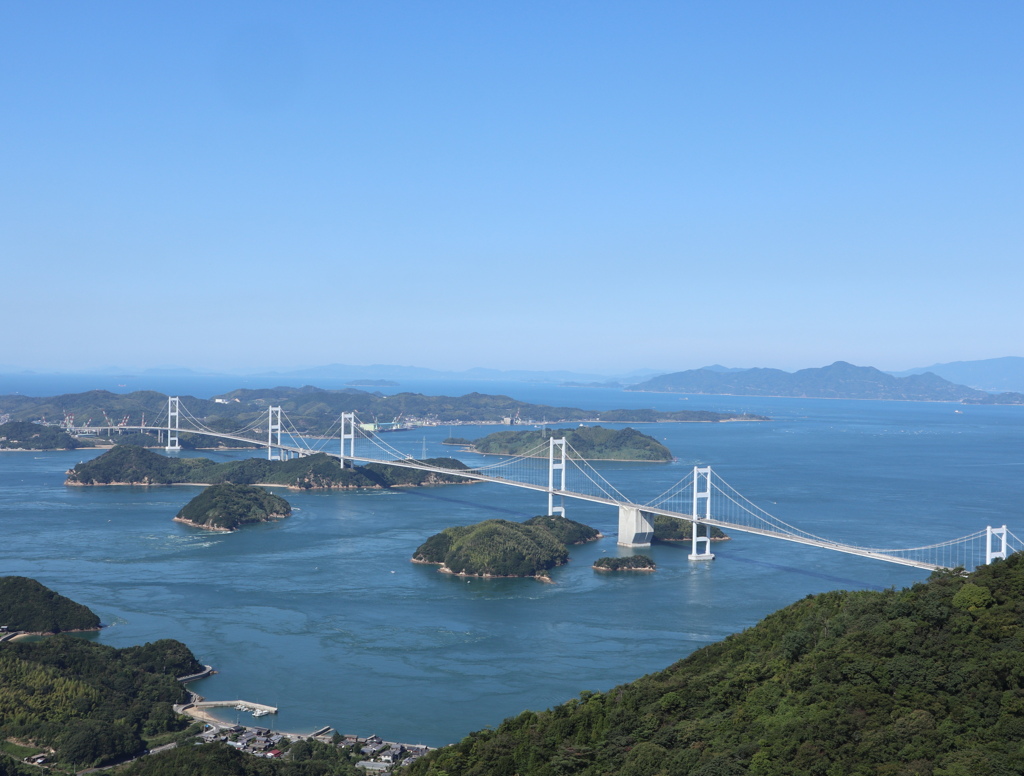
[2,2,1021,375]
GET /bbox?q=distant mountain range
[628,361,1014,403]
[889,356,1024,393]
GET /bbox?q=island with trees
[0,577,101,634]
[65,445,474,490]
[652,514,730,542]
[173,483,292,531]
[0,385,768,442]
[412,515,600,580]
[469,426,674,461]
[593,555,656,572]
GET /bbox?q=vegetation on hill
[442,436,473,445]
[174,483,291,531]
[629,360,990,402]
[0,633,202,768]
[413,518,598,579]
[652,515,729,542]
[0,421,82,450]
[593,555,655,571]
[0,577,101,633]
[471,426,673,461]
[117,740,364,775]
[66,446,473,490]
[409,554,1024,776]
[523,515,601,545]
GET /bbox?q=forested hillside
[410,554,1024,775]
[0,636,201,768]
[0,577,101,633]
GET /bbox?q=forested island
[0,385,767,439]
[469,426,673,461]
[409,554,1024,775]
[630,360,993,402]
[0,577,101,634]
[173,483,291,531]
[593,554,655,571]
[66,445,473,490]
[652,514,730,542]
[413,515,600,580]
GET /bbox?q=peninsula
[0,576,101,634]
[173,483,292,531]
[468,426,673,462]
[412,515,600,580]
[66,445,473,490]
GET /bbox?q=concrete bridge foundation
[617,505,654,547]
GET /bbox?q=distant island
[345,379,400,387]
[0,576,101,634]
[412,515,600,580]
[66,445,474,490]
[173,483,292,531]
[629,361,994,402]
[0,386,767,440]
[593,555,655,572]
[469,426,673,462]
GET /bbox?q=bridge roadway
[80,426,944,572]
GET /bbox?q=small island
[470,426,673,462]
[653,515,729,542]
[0,576,102,634]
[413,515,600,581]
[173,483,292,531]
[593,555,656,572]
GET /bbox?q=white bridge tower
[688,466,715,561]
[340,412,356,468]
[268,406,284,460]
[165,396,180,452]
[548,437,567,517]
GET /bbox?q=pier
[192,700,278,715]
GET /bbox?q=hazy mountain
[890,356,1024,393]
[629,361,990,401]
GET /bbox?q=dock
[192,700,278,715]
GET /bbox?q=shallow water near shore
[1,384,1021,745]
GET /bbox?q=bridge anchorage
[154,397,1021,573]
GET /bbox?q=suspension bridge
[84,397,1021,573]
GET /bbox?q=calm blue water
[1,378,1021,745]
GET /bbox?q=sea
[0,375,1021,746]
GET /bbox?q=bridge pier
[617,506,654,547]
